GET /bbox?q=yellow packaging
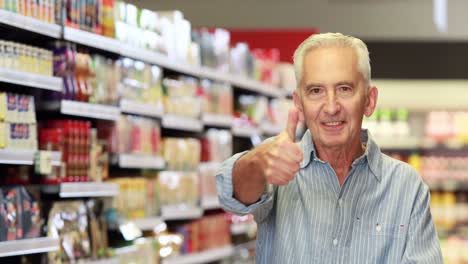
[0,122,5,149]
[0,92,6,121]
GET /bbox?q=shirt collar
[298,129,382,182]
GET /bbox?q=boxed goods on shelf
[52,42,119,104]
[0,93,37,151]
[47,199,111,263]
[426,111,468,145]
[200,80,233,117]
[234,95,268,128]
[201,129,232,163]
[98,115,161,156]
[163,77,202,119]
[109,176,159,220]
[40,120,109,183]
[158,171,199,212]
[0,186,42,241]
[0,40,53,76]
[162,138,200,171]
[171,213,231,254]
[0,0,55,23]
[118,58,164,109]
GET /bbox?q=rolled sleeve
[216,151,275,217]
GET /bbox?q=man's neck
[315,139,365,186]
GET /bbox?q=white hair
[293,32,371,87]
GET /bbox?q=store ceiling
[133,0,468,41]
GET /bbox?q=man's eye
[338,86,352,93]
[311,88,322,94]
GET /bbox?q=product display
[233,95,268,128]
[118,58,164,108]
[52,42,119,104]
[110,176,159,219]
[0,186,41,241]
[426,111,468,145]
[99,115,161,155]
[200,80,233,116]
[158,171,199,211]
[173,213,231,254]
[201,129,232,163]
[265,98,293,128]
[0,93,37,150]
[162,138,200,171]
[1,0,55,23]
[0,40,53,76]
[40,120,92,183]
[163,77,202,119]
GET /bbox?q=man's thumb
[285,107,299,141]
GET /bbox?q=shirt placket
[327,164,359,264]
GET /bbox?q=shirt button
[333,239,338,246]
[376,225,382,232]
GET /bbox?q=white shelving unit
[200,196,221,210]
[0,149,35,165]
[41,182,119,198]
[162,115,204,132]
[60,100,121,121]
[77,258,120,264]
[161,245,234,264]
[119,99,163,118]
[128,217,165,231]
[161,206,204,221]
[202,113,233,128]
[375,136,422,150]
[232,126,261,138]
[261,122,282,136]
[63,27,284,98]
[114,154,165,169]
[0,237,60,257]
[0,10,61,38]
[0,68,63,92]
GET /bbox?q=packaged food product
[48,201,91,263]
[157,171,199,210]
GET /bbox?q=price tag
[35,151,52,175]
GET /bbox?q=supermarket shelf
[202,113,233,128]
[0,149,35,165]
[162,115,203,132]
[161,206,204,221]
[60,100,120,121]
[0,237,59,258]
[43,182,119,198]
[119,99,163,118]
[0,10,61,38]
[200,196,221,210]
[64,27,122,54]
[127,217,164,231]
[0,68,62,91]
[63,27,283,98]
[375,136,422,150]
[427,181,468,191]
[114,154,165,169]
[77,258,119,264]
[261,122,283,135]
[231,222,257,236]
[161,245,234,264]
[232,126,261,138]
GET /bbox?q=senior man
[216,33,442,263]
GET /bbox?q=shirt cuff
[216,151,274,215]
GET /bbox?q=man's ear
[364,86,378,117]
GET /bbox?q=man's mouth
[322,121,345,127]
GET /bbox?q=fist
[253,107,304,185]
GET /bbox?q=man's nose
[324,92,341,115]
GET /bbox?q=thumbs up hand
[251,107,304,186]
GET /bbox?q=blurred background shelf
[0,237,59,258]
[161,245,234,264]
[0,10,61,38]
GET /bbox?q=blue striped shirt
[217,129,442,263]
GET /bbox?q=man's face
[294,46,378,150]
